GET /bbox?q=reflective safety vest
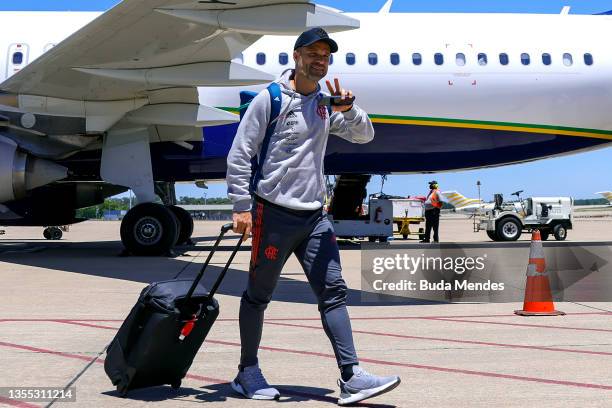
[426,189,443,209]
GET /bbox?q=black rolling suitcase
[104,223,243,396]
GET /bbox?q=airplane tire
[44,227,62,240]
[50,227,63,240]
[121,203,179,256]
[169,205,194,245]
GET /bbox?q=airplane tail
[440,191,482,209]
[596,191,612,204]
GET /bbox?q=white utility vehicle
[476,191,573,241]
[329,196,394,242]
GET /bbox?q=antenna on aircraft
[560,6,571,15]
[379,0,393,14]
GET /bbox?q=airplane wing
[440,191,482,209]
[0,0,359,132]
[596,191,612,204]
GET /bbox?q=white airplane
[596,191,612,205]
[440,191,487,213]
[1,0,612,255]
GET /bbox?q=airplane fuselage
[1,11,612,180]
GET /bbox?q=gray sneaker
[337,366,400,406]
[231,364,280,400]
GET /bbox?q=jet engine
[0,135,68,203]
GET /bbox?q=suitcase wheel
[171,380,182,390]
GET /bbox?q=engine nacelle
[0,135,68,203]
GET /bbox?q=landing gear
[43,226,63,240]
[120,203,179,256]
[169,205,194,246]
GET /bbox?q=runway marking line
[266,321,612,357]
[22,320,612,392]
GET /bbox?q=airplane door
[6,43,29,78]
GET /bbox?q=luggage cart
[391,198,425,240]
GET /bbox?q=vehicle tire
[553,224,567,241]
[486,230,498,241]
[171,380,181,390]
[402,234,408,240]
[496,218,522,241]
[169,205,194,245]
[43,228,52,240]
[50,227,63,240]
[540,231,550,241]
[379,236,388,243]
[120,203,179,256]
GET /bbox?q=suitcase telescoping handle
[184,223,244,303]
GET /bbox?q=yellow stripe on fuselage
[370,118,612,141]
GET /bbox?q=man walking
[421,180,443,243]
[226,28,401,405]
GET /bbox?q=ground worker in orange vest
[421,180,443,243]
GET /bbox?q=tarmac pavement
[0,220,611,407]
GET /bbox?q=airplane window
[542,53,552,65]
[521,53,530,66]
[390,53,400,65]
[456,53,466,66]
[279,52,288,65]
[477,53,488,66]
[368,53,378,65]
[256,52,266,65]
[434,53,444,65]
[412,53,422,65]
[499,53,509,66]
[584,53,593,66]
[563,53,573,66]
[346,53,355,65]
[12,52,23,65]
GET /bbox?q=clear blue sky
[2,0,612,13]
[5,1,610,200]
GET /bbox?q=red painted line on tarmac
[0,312,608,324]
[266,321,612,357]
[0,340,95,363]
[6,322,612,392]
[423,317,612,333]
[204,339,612,391]
[0,396,40,408]
[50,320,120,331]
[0,339,385,406]
[216,311,611,322]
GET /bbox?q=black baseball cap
[294,27,338,53]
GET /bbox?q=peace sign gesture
[325,78,354,112]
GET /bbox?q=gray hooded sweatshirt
[227,69,375,212]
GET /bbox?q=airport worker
[421,180,443,243]
[226,27,400,405]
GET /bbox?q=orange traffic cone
[515,230,565,316]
